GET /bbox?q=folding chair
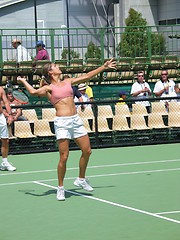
[42,108,56,122]
[34,120,55,137]
[14,121,36,138]
[22,109,38,123]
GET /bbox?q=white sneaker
[0,161,16,171]
[74,177,93,192]
[56,186,65,201]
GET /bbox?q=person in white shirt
[78,83,91,109]
[131,71,152,113]
[12,38,33,85]
[153,69,175,109]
[12,38,31,63]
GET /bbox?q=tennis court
[0,143,180,240]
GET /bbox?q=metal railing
[0,25,180,66]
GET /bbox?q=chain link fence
[7,97,180,155]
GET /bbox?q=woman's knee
[83,147,92,157]
[60,152,69,164]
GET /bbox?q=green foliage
[116,8,166,57]
[61,48,80,60]
[85,41,101,59]
[125,8,147,27]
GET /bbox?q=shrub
[116,8,166,57]
[61,48,80,60]
[85,41,101,59]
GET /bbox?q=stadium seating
[132,103,148,116]
[85,58,101,72]
[131,114,150,130]
[116,57,132,71]
[8,125,16,139]
[168,101,180,113]
[14,121,36,138]
[18,61,33,75]
[151,102,168,115]
[34,60,50,75]
[148,113,168,129]
[132,57,149,71]
[97,116,112,132]
[81,117,94,133]
[97,105,113,118]
[69,59,84,73]
[42,108,56,122]
[22,109,38,123]
[113,115,131,131]
[55,59,68,73]
[168,112,180,127]
[34,120,55,137]
[3,60,17,76]
[115,104,131,117]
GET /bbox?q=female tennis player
[17,58,116,201]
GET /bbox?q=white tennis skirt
[0,113,9,139]
[54,114,87,140]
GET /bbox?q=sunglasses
[162,73,167,76]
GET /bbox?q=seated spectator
[117,90,128,105]
[175,84,180,100]
[153,69,175,110]
[131,71,152,113]
[33,41,50,68]
[11,38,33,85]
[85,85,93,107]
[3,88,27,134]
[78,83,91,108]
[12,38,31,63]
[170,84,180,102]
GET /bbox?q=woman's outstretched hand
[104,58,116,70]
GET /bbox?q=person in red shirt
[33,41,50,69]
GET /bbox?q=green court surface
[0,143,180,240]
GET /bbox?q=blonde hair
[41,62,53,84]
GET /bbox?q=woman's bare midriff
[54,96,77,117]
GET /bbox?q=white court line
[0,167,180,187]
[33,181,180,225]
[0,158,180,176]
[155,211,180,215]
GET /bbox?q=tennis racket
[13,90,29,104]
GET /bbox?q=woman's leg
[57,139,70,187]
[74,134,92,178]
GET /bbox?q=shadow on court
[21,188,93,199]
[19,185,115,199]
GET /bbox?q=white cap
[78,83,87,91]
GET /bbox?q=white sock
[58,186,64,190]
[2,158,8,163]
[79,178,85,181]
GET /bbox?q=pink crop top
[50,79,73,105]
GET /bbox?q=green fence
[0,25,180,154]
[0,25,180,97]
[0,25,180,64]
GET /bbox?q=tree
[85,41,101,60]
[61,48,80,60]
[116,8,166,57]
